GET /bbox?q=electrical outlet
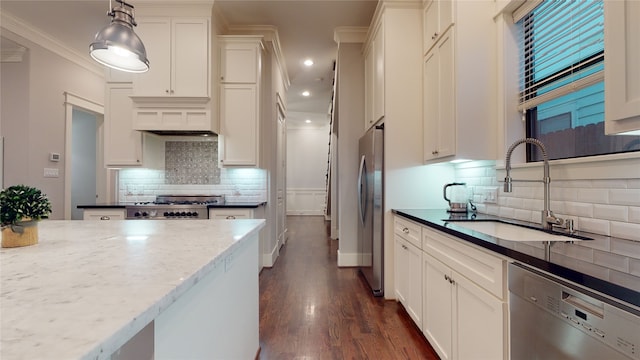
[44,168,59,178]
[484,188,498,203]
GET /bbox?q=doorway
[63,92,110,219]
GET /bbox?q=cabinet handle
[165,89,170,94]
[100,216,111,220]
[444,274,449,282]
[401,244,408,250]
[432,150,439,155]
[226,215,236,219]
[432,32,438,40]
[402,227,409,234]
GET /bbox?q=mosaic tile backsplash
[165,141,220,184]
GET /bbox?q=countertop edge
[81,219,266,360]
[76,202,266,209]
[392,209,640,309]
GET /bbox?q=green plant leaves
[0,185,52,227]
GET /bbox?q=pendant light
[89,0,149,73]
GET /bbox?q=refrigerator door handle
[357,155,367,224]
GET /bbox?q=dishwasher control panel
[510,263,640,359]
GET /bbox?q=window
[517,0,640,161]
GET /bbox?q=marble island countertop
[0,219,265,360]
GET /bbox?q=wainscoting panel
[287,188,326,215]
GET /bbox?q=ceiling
[0,0,377,127]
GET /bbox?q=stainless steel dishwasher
[509,263,640,359]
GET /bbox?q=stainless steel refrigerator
[357,124,384,297]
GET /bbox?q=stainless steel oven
[125,195,224,220]
[509,263,640,359]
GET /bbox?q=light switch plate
[44,168,59,178]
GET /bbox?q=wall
[452,159,640,290]
[0,29,104,220]
[286,123,329,215]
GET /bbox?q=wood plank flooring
[258,215,440,359]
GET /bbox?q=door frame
[63,92,105,219]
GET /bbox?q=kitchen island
[1,219,265,360]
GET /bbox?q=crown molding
[334,27,368,44]
[0,11,103,77]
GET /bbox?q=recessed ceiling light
[304,59,314,66]
[302,91,310,97]
[305,119,312,123]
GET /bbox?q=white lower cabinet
[394,217,423,328]
[208,208,254,220]
[421,226,507,360]
[82,209,126,221]
[423,252,505,360]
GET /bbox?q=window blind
[517,0,604,111]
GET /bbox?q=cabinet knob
[165,89,170,94]
[432,150,439,155]
[100,216,111,220]
[402,227,409,234]
[402,244,408,250]
[432,32,438,40]
[226,215,236,219]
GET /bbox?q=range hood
[144,130,218,137]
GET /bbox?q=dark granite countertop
[393,209,640,309]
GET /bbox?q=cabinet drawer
[394,217,422,249]
[423,227,505,299]
[209,208,253,220]
[83,209,126,221]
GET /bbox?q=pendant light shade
[90,0,149,73]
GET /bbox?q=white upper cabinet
[423,0,453,54]
[218,36,263,167]
[422,1,496,164]
[604,0,640,135]
[133,17,210,99]
[364,19,385,130]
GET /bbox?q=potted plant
[1,184,52,248]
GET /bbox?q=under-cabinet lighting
[305,119,312,124]
[302,91,310,97]
[304,59,314,66]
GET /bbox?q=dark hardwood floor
[258,215,440,359]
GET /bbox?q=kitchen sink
[444,220,592,242]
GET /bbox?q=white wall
[0,28,104,220]
[286,123,330,215]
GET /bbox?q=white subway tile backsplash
[577,237,610,252]
[554,242,594,261]
[593,204,628,222]
[576,188,609,204]
[593,250,630,273]
[592,179,628,189]
[563,201,594,217]
[573,259,610,280]
[579,217,610,236]
[610,189,640,207]
[631,258,640,276]
[628,179,640,189]
[611,221,640,242]
[630,207,640,224]
[611,238,640,260]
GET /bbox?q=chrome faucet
[503,138,573,232]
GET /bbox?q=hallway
[258,216,439,359]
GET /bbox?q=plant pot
[2,219,38,248]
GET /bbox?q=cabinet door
[423,252,453,360]
[423,0,453,52]
[373,20,385,123]
[604,0,640,135]
[394,235,409,305]
[364,47,374,129]
[105,85,142,166]
[423,49,439,161]
[134,18,171,96]
[455,274,505,360]
[219,84,258,166]
[220,43,260,84]
[405,239,423,329]
[172,19,209,97]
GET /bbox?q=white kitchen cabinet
[604,0,640,135]
[104,85,164,168]
[423,0,453,53]
[422,226,507,360]
[393,216,422,328]
[82,208,126,220]
[209,208,254,220]
[363,19,385,130]
[422,1,496,164]
[219,84,259,166]
[219,37,263,84]
[133,17,210,98]
[218,36,263,167]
